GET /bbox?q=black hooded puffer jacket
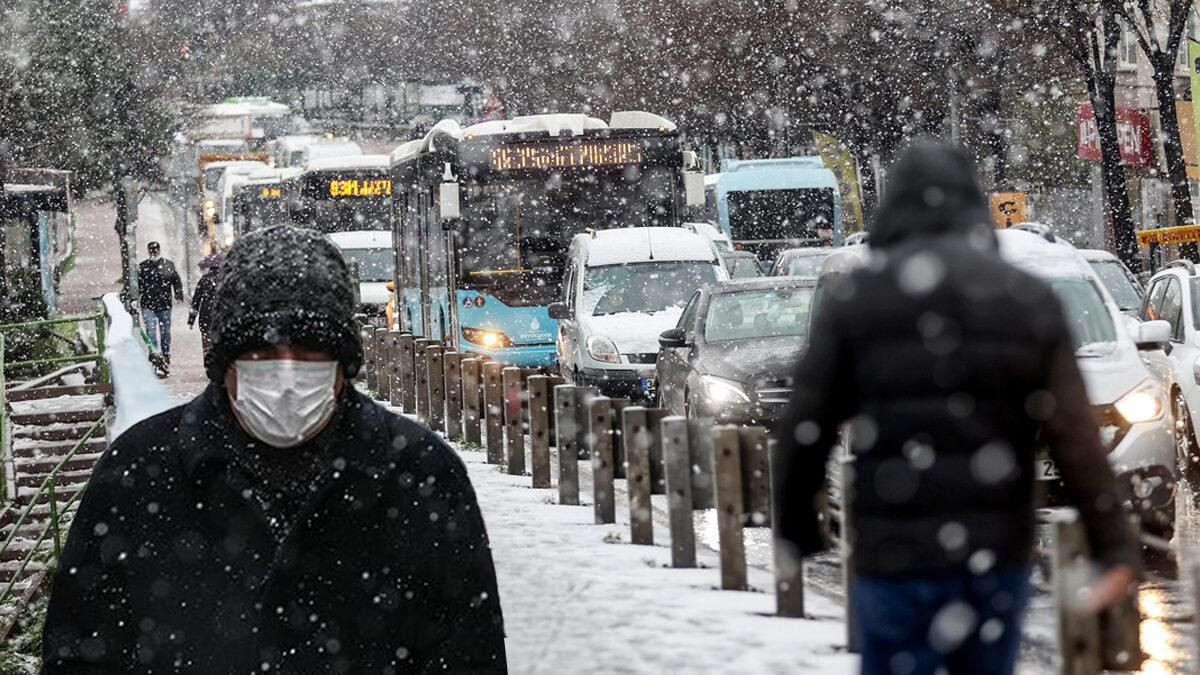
[773,141,1138,578]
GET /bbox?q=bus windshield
[311,198,389,233]
[727,188,835,243]
[457,167,677,301]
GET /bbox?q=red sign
[1076,102,1154,167]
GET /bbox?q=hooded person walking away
[188,251,224,355]
[43,226,507,673]
[138,240,184,371]
[774,141,1139,675]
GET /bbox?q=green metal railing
[0,417,104,606]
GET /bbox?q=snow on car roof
[582,227,718,266]
[997,228,1094,278]
[327,230,394,249]
[1079,248,1120,263]
[305,154,390,172]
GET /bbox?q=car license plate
[641,377,656,398]
[1036,458,1061,481]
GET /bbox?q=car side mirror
[1135,319,1171,350]
[659,327,687,349]
[548,302,571,320]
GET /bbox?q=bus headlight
[586,336,621,364]
[462,327,514,349]
[1114,382,1164,424]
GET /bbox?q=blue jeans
[854,569,1032,675]
[142,307,173,357]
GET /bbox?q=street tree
[1117,0,1196,230]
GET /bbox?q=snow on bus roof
[581,227,718,267]
[305,154,390,173]
[327,230,393,250]
[391,112,679,165]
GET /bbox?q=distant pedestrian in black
[188,251,223,354]
[43,226,507,673]
[774,141,1138,675]
[137,240,184,367]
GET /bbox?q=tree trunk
[1092,64,1142,273]
[1150,51,1197,259]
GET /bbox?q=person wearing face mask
[137,240,184,372]
[42,226,507,674]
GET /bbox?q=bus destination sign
[327,178,392,198]
[490,140,644,172]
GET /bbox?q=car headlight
[701,375,750,404]
[586,336,621,364]
[1114,381,1164,424]
[462,327,514,349]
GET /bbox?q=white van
[327,230,394,319]
[549,227,728,400]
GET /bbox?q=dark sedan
[655,278,814,426]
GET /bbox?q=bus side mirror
[684,171,704,208]
[439,182,460,220]
[548,302,571,320]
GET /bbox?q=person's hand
[1085,565,1137,612]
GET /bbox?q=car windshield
[338,247,392,282]
[1087,260,1141,312]
[727,256,761,278]
[704,286,815,342]
[782,251,831,277]
[1048,277,1117,354]
[584,262,719,315]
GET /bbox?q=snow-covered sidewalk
[456,446,856,674]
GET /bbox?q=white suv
[998,226,1177,533]
[1139,260,1200,502]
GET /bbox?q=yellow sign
[490,140,644,172]
[328,178,392,198]
[812,131,866,234]
[260,186,283,199]
[1137,225,1200,247]
[990,192,1026,229]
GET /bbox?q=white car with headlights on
[999,225,1177,533]
[550,227,727,401]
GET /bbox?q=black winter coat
[189,269,219,331]
[137,258,184,311]
[42,385,507,673]
[774,143,1138,579]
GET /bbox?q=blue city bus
[711,157,842,261]
[388,112,704,367]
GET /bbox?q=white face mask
[232,359,338,448]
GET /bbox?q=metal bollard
[387,330,403,408]
[622,406,655,545]
[461,358,482,446]
[444,352,462,440]
[397,333,416,413]
[555,385,581,505]
[661,416,696,568]
[362,326,377,392]
[426,345,445,432]
[374,327,391,402]
[503,367,525,475]
[841,457,858,653]
[483,362,504,464]
[712,425,747,590]
[527,375,553,488]
[769,437,804,618]
[589,396,616,525]
[414,339,434,422]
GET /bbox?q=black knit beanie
[205,225,363,382]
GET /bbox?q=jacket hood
[869,140,996,250]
